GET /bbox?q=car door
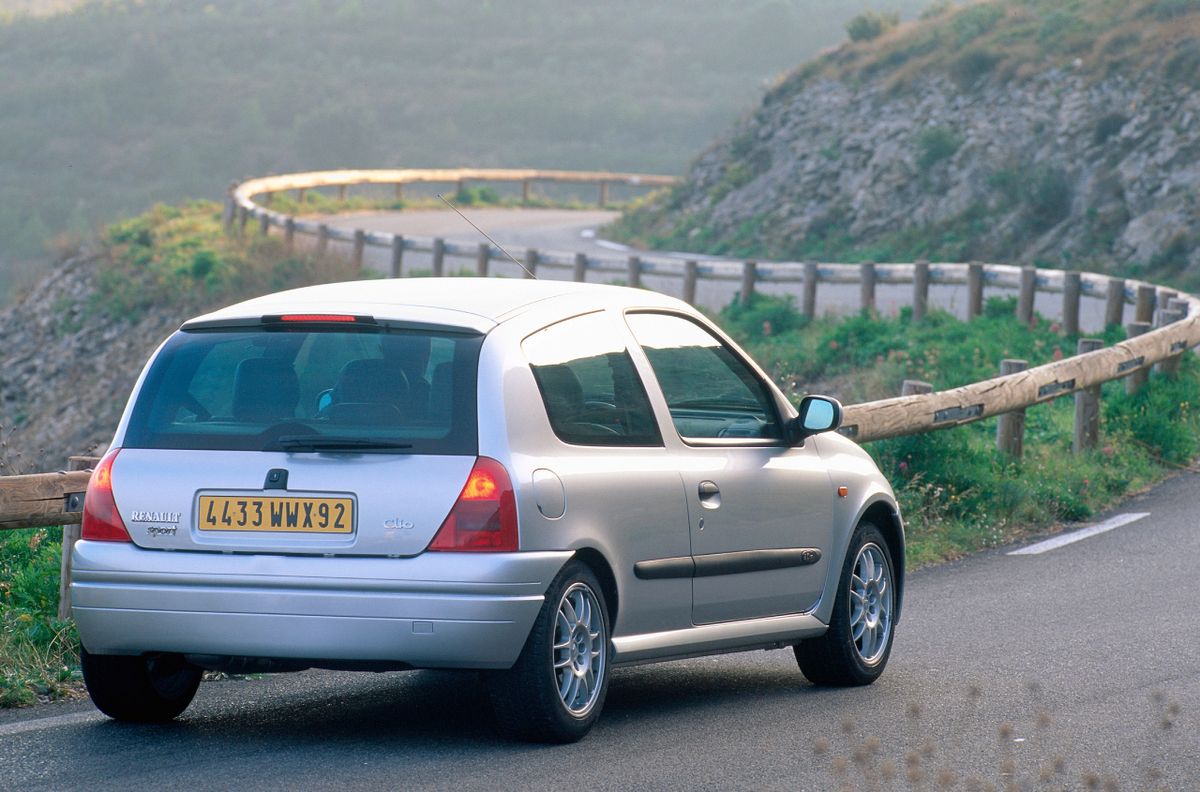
[624,311,834,625]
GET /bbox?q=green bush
[948,47,1002,88]
[846,10,900,42]
[916,126,963,170]
[951,3,1004,45]
[1145,0,1200,20]
[1023,165,1073,232]
[1,528,79,707]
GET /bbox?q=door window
[625,312,781,441]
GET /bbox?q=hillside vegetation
[0,0,930,299]
[613,0,1200,290]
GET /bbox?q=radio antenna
[436,193,538,279]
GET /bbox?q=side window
[625,312,781,441]
[522,313,662,447]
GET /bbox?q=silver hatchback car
[73,278,903,742]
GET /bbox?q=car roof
[182,277,692,333]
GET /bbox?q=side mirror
[789,395,843,445]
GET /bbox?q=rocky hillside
[0,252,185,472]
[613,0,1200,286]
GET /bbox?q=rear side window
[123,326,482,454]
[522,313,662,447]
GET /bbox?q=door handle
[698,480,721,507]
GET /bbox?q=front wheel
[487,560,611,743]
[795,522,896,686]
[80,648,202,722]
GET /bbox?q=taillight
[80,448,132,542]
[427,457,518,552]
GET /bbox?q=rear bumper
[71,541,572,670]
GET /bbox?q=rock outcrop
[618,1,1200,282]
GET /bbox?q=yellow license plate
[198,495,354,533]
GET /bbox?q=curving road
[2,470,1196,791]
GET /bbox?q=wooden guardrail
[2,167,1197,618]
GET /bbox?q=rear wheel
[795,522,896,686]
[487,560,611,743]
[80,648,202,722]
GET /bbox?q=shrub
[948,47,1002,89]
[1093,113,1128,145]
[920,0,956,20]
[1023,165,1073,232]
[846,10,900,42]
[1145,0,1200,20]
[951,3,1004,45]
[916,126,963,171]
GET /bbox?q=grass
[0,527,80,706]
[722,293,1200,567]
[95,200,368,319]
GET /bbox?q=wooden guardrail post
[627,255,642,288]
[284,217,296,254]
[803,261,818,318]
[237,206,250,237]
[352,229,366,272]
[316,224,329,257]
[683,260,698,305]
[1017,266,1036,326]
[432,238,446,276]
[1134,284,1156,324]
[522,180,531,205]
[1125,321,1151,395]
[391,235,404,278]
[1104,278,1126,327]
[56,456,94,621]
[860,262,876,313]
[297,188,306,204]
[524,248,538,280]
[1073,339,1104,454]
[257,213,270,237]
[476,242,490,277]
[573,252,588,283]
[394,183,403,203]
[912,260,930,323]
[1062,271,1081,336]
[1155,303,1187,376]
[967,261,984,320]
[901,380,933,396]
[740,261,757,306]
[338,184,348,202]
[996,359,1028,457]
[223,193,237,235]
[599,181,609,208]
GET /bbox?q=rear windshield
[123,326,482,454]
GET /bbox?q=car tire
[795,522,896,686]
[487,559,611,743]
[80,648,202,722]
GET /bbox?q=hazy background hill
[0,0,929,300]
[613,0,1200,288]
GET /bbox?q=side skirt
[610,611,828,667]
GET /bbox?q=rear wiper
[271,435,413,453]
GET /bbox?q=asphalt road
[3,470,1196,791]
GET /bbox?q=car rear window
[122,326,482,454]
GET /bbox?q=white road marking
[0,711,103,737]
[1007,512,1150,556]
